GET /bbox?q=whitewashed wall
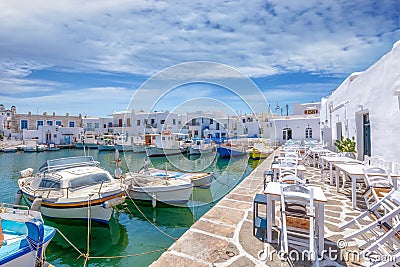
[272,117,320,144]
[320,40,400,162]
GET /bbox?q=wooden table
[320,156,361,185]
[264,182,327,254]
[271,163,306,181]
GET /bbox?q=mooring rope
[123,188,178,241]
[52,190,176,265]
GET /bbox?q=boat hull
[114,144,133,152]
[250,149,269,160]
[98,145,115,151]
[127,184,193,204]
[145,146,182,157]
[22,192,125,224]
[132,144,146,153]
[217,146,247,158]
[189,146,215,155]
[0,217,56,267]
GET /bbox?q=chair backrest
[280,158,298,167]
[281,184,314,209]
[363,167,393,188]
[283,151,299,158]
[280,174,306,185]
[279,166,298,178]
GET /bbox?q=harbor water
[0,148,257,266]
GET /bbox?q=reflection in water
[0,149,257,266]
[45,215,128,266]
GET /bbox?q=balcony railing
[145,123,158,128]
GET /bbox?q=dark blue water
[0,149,257,266]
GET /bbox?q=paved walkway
[151,150,368,267]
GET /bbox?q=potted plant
[335,136,357,158]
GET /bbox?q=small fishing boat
[18,156,126,224]
[189,139,215,155]
[2,147,17,153]
[23,141,37,153]
[217,144,247,158]
[36,144,46,152]
[114,135,133,152]
[44,143,60,151]
[98,135,116,151]
[75,134,99,149]
[145,131,184,157]
[124,173,193,206]
[139,167,214,188]
[249,142,273,160]
[0,203,56,267]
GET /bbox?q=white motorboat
[18,156,126,224]
[145,131,185,157]
[124,173,193,206]
[75,134,99,149]
[114,134,133,152]
[140,167,213,188]
[0,203,56,267]
[189,139,215,155]
[23,141,37,153]
[98,135,116,151]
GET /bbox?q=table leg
[352,176,357,209]
[329,163,333,186]
[317,202,325,254]
[336,168,340,192]
[266,194,272,243]
[313,153,316,167]
[321,158,325,183]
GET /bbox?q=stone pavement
[150,150,370,267]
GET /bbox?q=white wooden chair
[363,167,393,208]
[339,190,400,264]
[280,184,318,263]
[280,158,298,168]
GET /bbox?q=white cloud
[1,87,134,116]
[0,0,398,78]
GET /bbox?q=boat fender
[102,196,126,209]
[20,168,34,178]
[151,194,157,208]
[13,190,23,206]
[114,168,123,179]
[31,197,42,212]
[0,218,3,247]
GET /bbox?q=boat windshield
[68,173,111,190]
[39,179,61,189]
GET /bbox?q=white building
[82,117,113,136]
[22,125,82,145]
[109,110,180,136]
[320,40,400,162]
[272,102,321,145]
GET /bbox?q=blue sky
[0,0,399,116]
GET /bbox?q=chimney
[43,112,47,116]
[53,112,56,116]
[28,111,32,116]
[66,113,69,117]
